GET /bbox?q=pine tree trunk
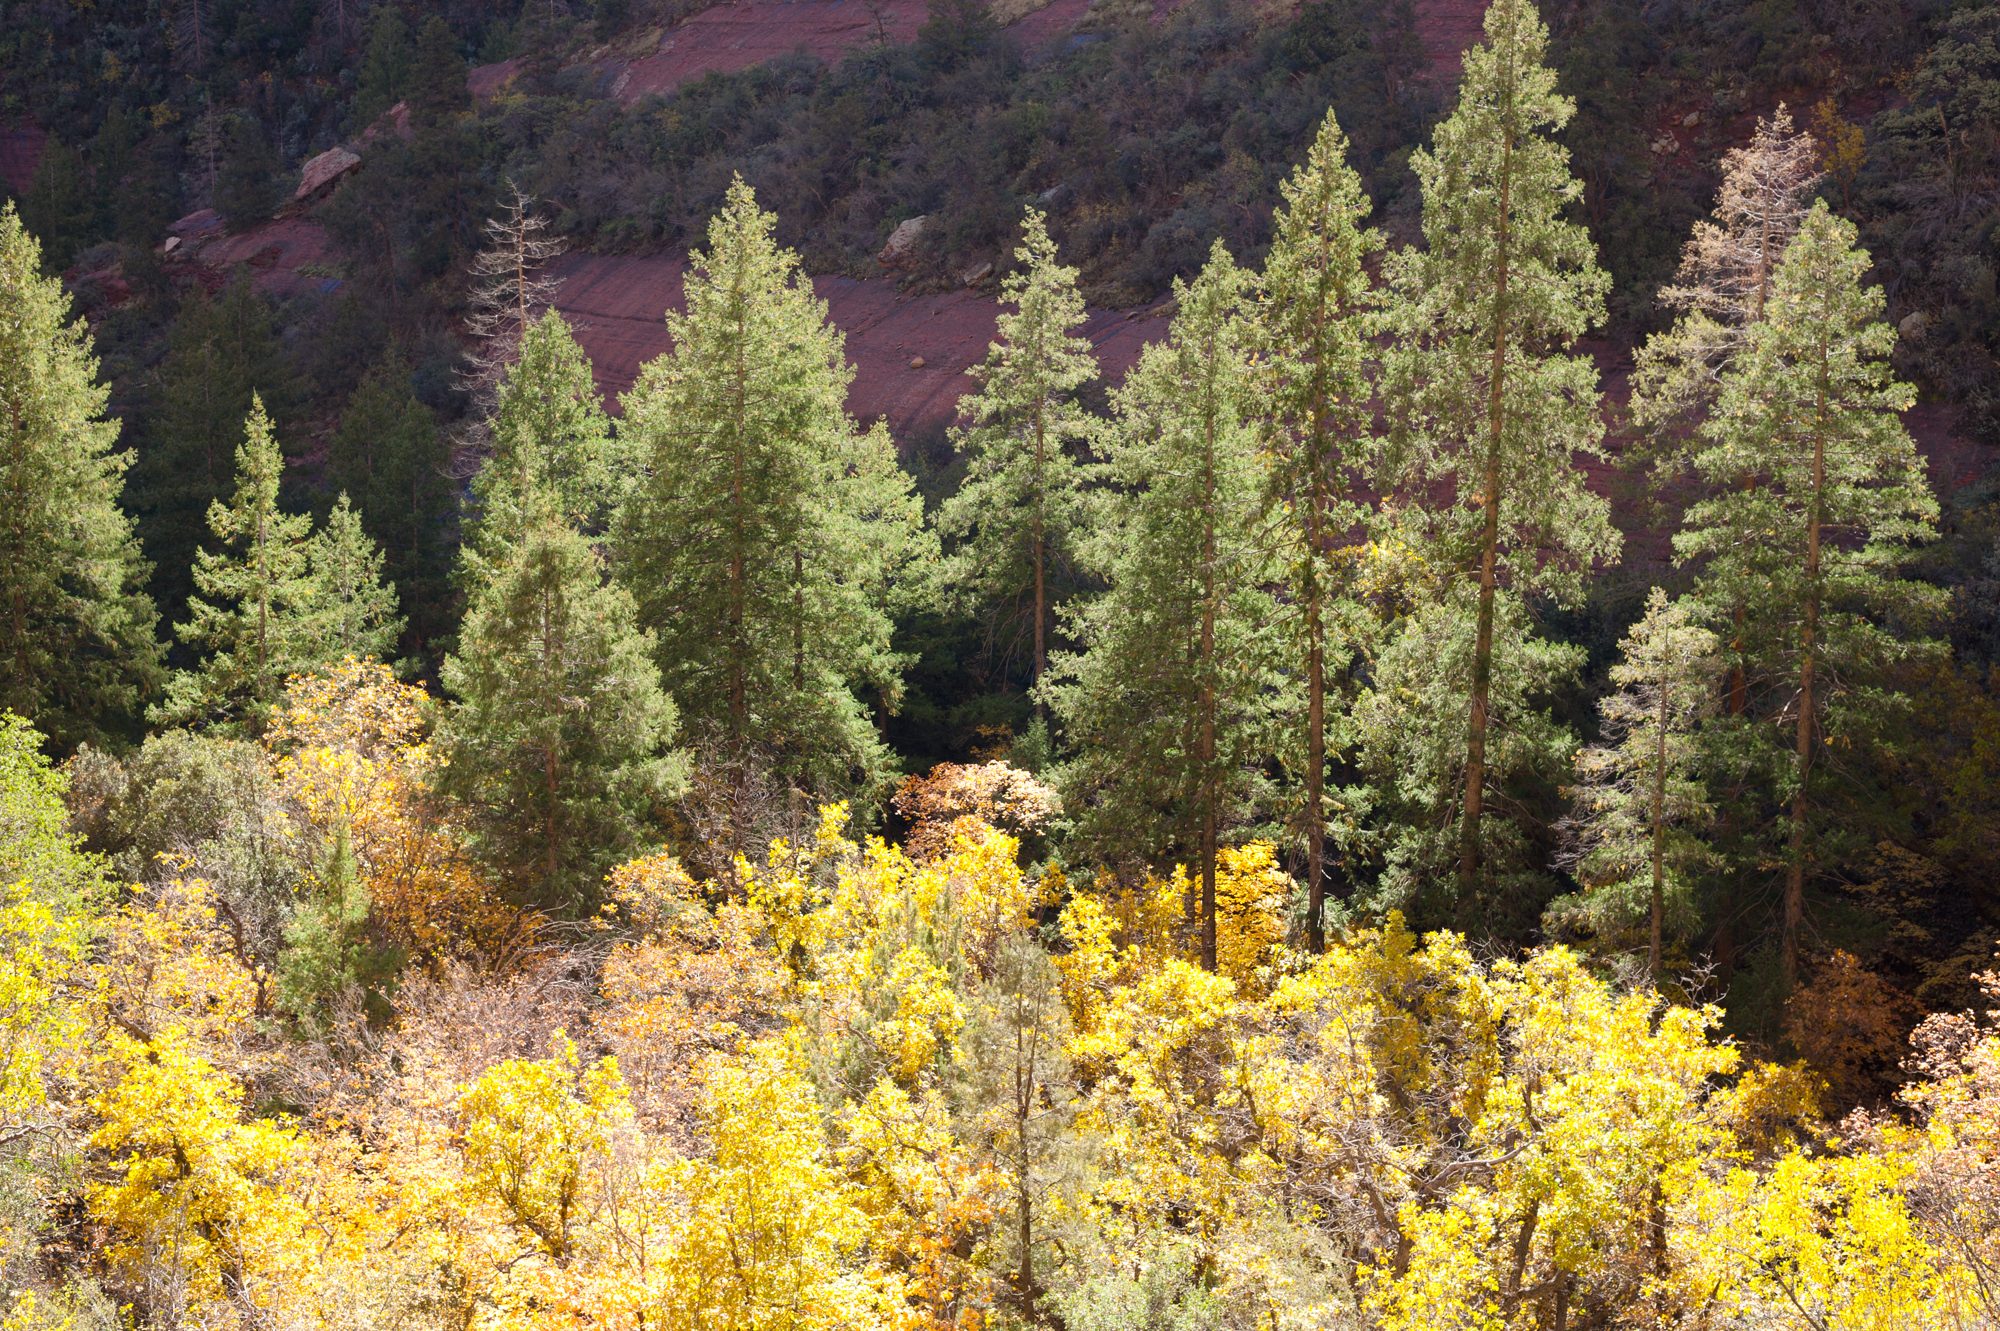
[1198,387,1220,973]
[1785,351,1830,994]
[1032,394,1047,714]
[1460,106,1514,902]
[1306,577,1327,953]
[1651,685,1669,977]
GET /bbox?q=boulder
[293,146,360,204]
[962,261,994,288]
[878,215,928,267]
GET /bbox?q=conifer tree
[409,17,469,126]
[1632,105,1822,441]
[1634,107,1821,719]
[437,514,687,912]
[462,185,567,420]
[0,203,161,748]
[298,494,404,670]
[20,136,91,270]
[1676,203,1943,992]
[465,310,617,572]
[936,209,1097,696]
[353,5,414,127]
[1043,244,1286,971]
[1253,110,1380,950]
[156,396,317,733]
[138,276,295,616]
[1382,0,1616,899]
[1564,589,1719,976]
[328,354,453,656]
[616,179,930,815]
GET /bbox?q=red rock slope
[546,250,1167,433]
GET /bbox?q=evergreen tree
[1634,107,1822,720]
[409,17,469,126]
[328,354,454,658]
[1632,105,1822,442]
[1382,0,1616,900]
[215,113,280,230]
[465,310,616,573]
[298,494,404,670]
[137,276,295,616]
[353,5,414,127]
[936,208,1097,696]
[616,179,931,817]
[1252,110,1380,950]
[1676,203,1943,992]
[156,396,317,733]
[19,136,91,269]
[1353,576,1582,934]
[1043,244,1286,971]
[1560,589,1719,977]
[437,516,687,912]
[0,203,161,749]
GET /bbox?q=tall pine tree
[1382,0,1616,900]
[0,203,161,748]
[1677,203,1943,992]
[1253,110,1380,950]
[1043,244,1287,972]
[438,513,687,912]
[616,179,930,819]
[936,208,1098,697]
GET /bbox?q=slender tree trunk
[1305,568,1326,952]
[1651,684,1669,976]
[1784,346,1830,994]
[1032,401,1049,709]
[1015,1013,1035,1317]
[1460,112,1514,901]
[1198,384,1220,973]
[793,548,804,689]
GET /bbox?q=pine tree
[465,311,616,572]
[138,276,295,617]
[1632,105,1822,442]
[1676,203,1943,992]
[298,494,404,670]
[437,516,688,912]
[215,113,280,231]
[1043,243,1287,972]
[461,185,567,420]
[353,5,414,128]
[0,203,161,749]
[1634,106,1821,719]
[1382,0,1616,900]
[616,179,931,818]
[1563,589,1719,976]
[936,208,1097,698]
[409,17,469,127]
[1252,110,1380,950]
[19,136,91,270]
[328,354,453,657]
[156,396,318,733]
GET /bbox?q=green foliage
[0,203,161,750]
[215,113,280,231]
[935,209,1099,687]
[135,277,297,618]
[1044,243,1289,963]
[299,494,405,671]
[17,137,90,271]
[438,518,688,912]
[354,5,415,129]
[1552,588,1720,971]
[327,354,455,659]
[616,180,931,813]
[156,397,319,734]
[1678,203,1945,985]
[409,16,470,127]
[1251,108,1381,942]
[466,311,620,573]
[1381,0,1615,901]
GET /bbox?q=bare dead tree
[456,182,568,466]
